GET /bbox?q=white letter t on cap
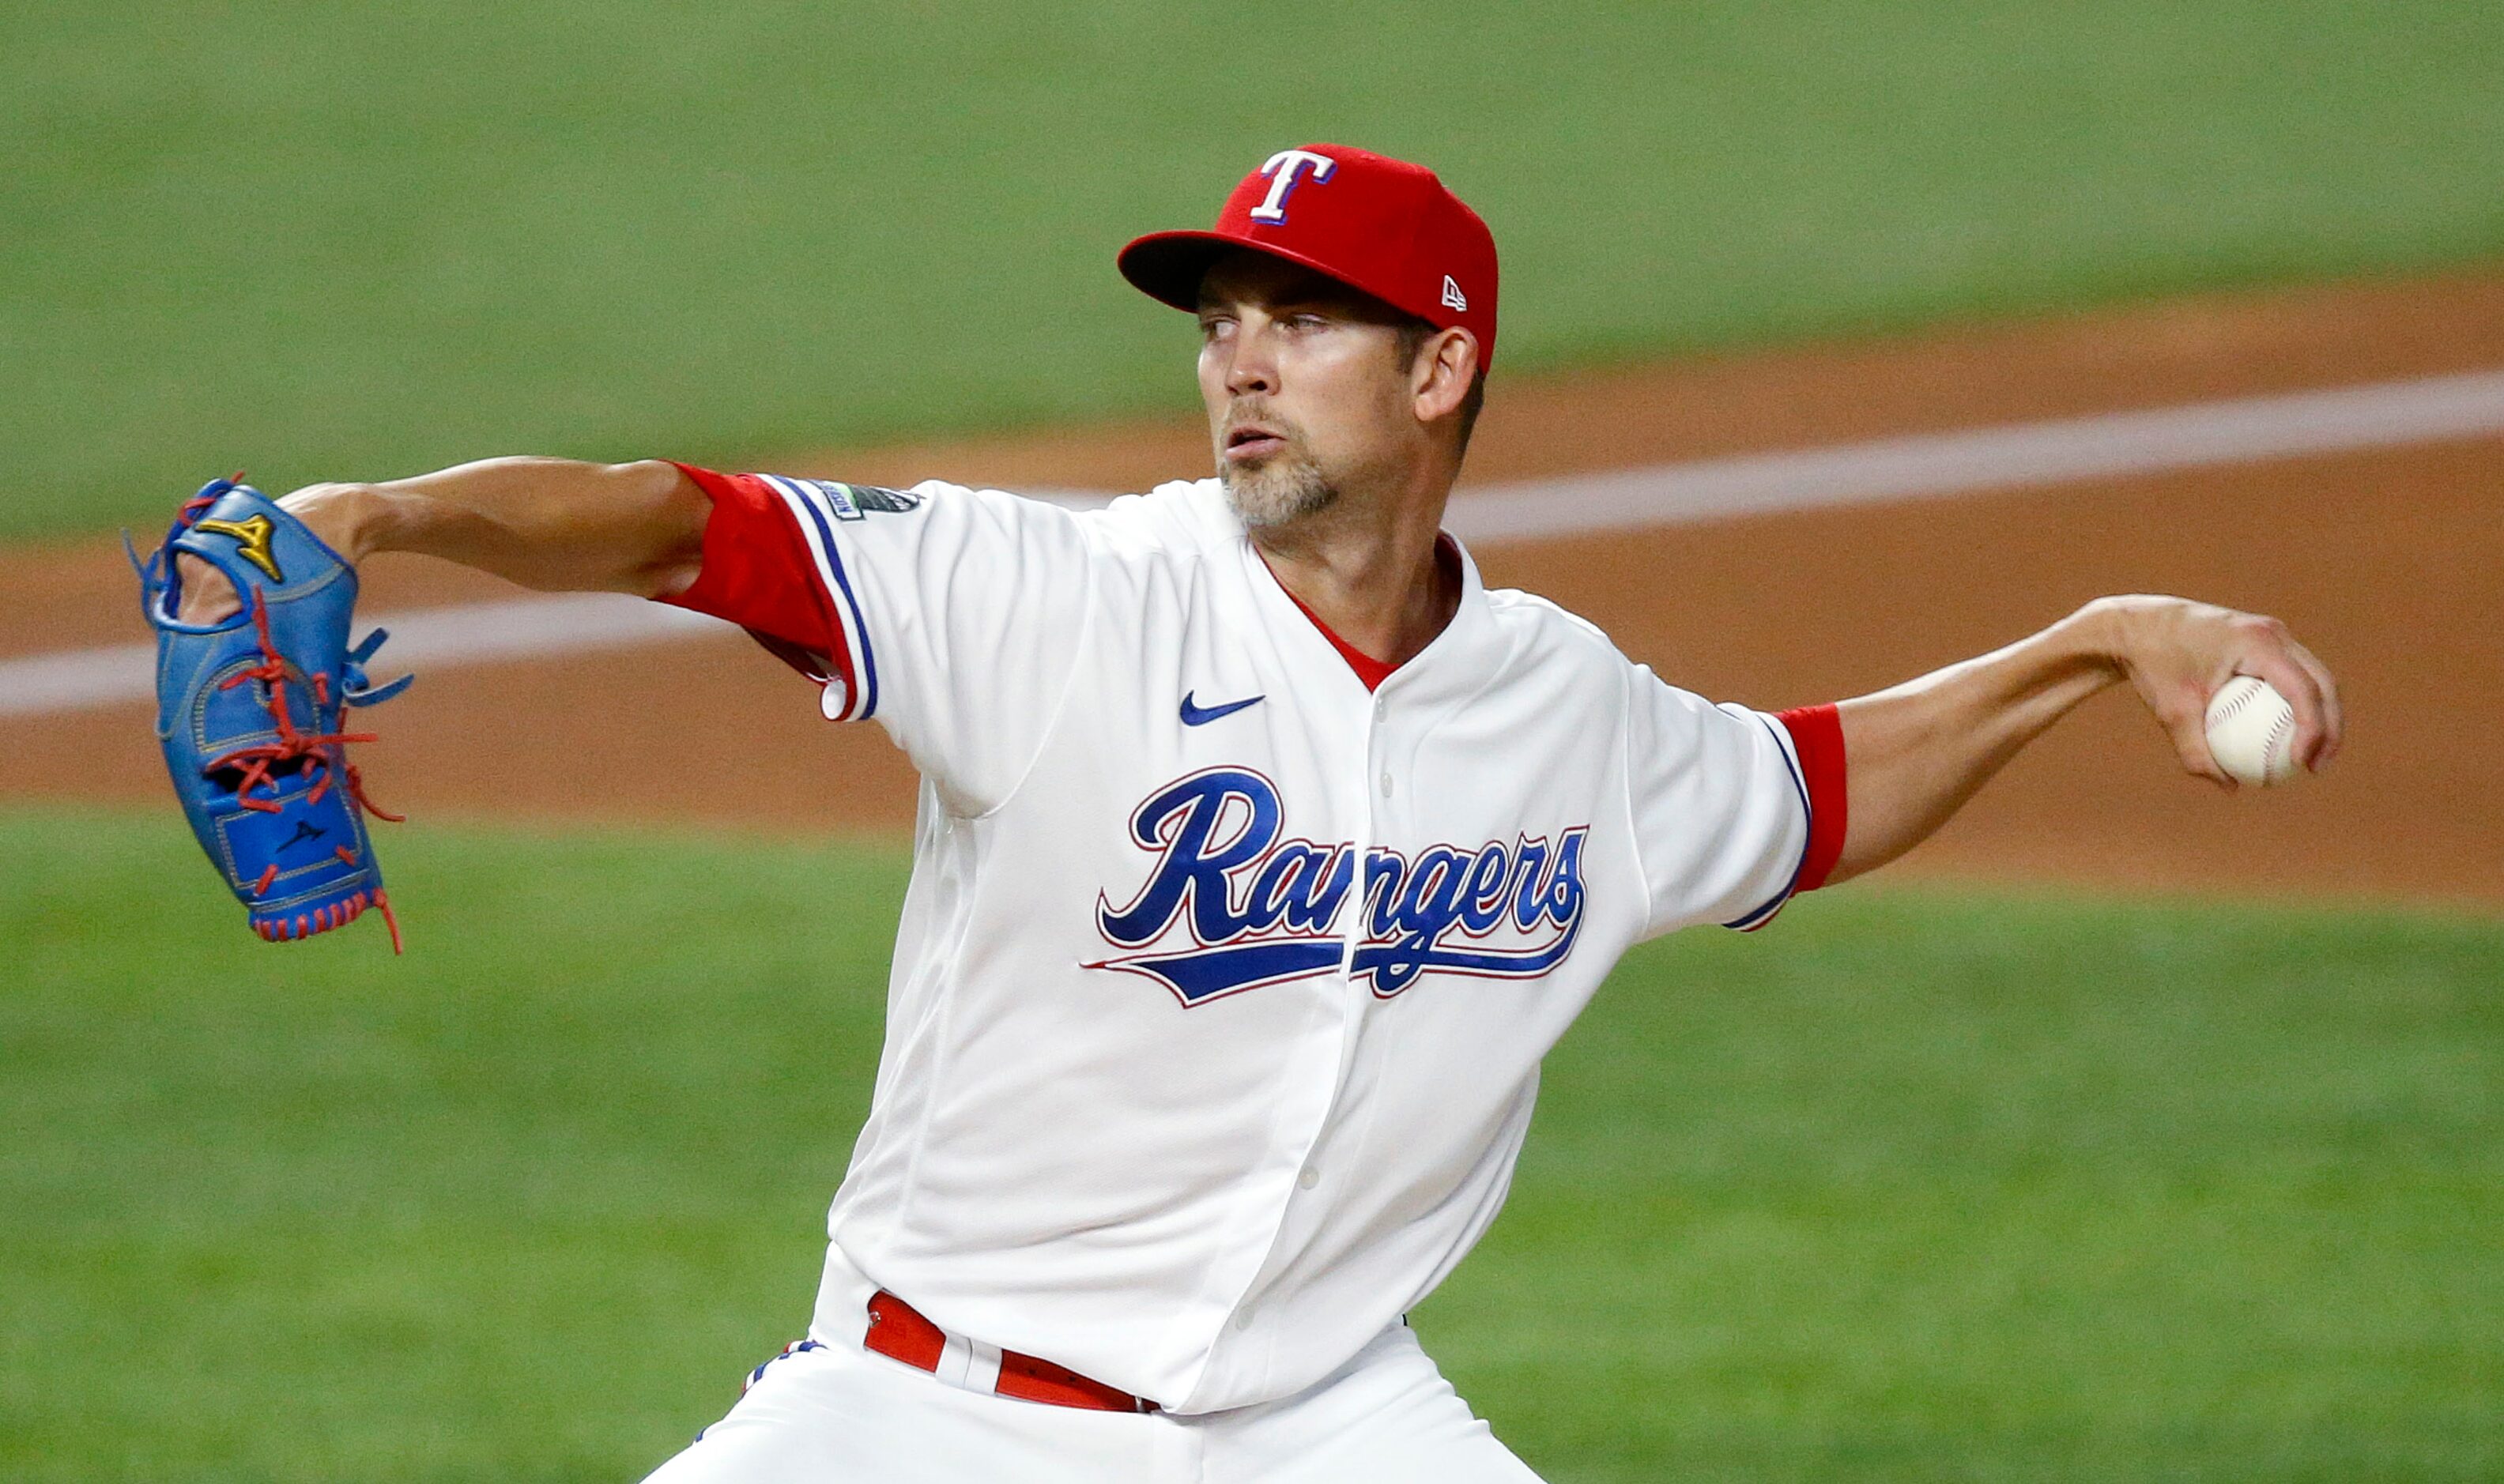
[1249,149,1337,223]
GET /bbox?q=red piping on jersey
[1774,703,1849,893]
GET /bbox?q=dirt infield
[8,269,2502,907]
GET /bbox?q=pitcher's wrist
[277,482,385,564]
[2060,597,2141,684]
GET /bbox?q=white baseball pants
[639,1246,1544,1483]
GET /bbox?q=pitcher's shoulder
[1481,583,1631,672]
[1082,477,1234,548]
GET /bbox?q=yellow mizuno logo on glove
[194,514,284,582]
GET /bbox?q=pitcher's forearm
[282,458,710,599]
[1827,604,2124,883]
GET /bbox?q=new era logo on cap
[1117,143,1502,368]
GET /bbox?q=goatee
[1221,454,1338,529]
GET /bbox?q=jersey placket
[1240,541,1510,1394]
[1162,542,1382,1407]
[1185,540,1457,1407]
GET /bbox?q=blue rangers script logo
[1089,767,1588,1007]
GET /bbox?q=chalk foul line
[1440,364,2504,542]
[8,366,2502,719]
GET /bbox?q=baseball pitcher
[149,145,2340,1481]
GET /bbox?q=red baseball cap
[1119,144,1500,368]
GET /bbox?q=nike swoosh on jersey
[1179,691,1265,726]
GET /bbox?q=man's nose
[1224,325,1280,397]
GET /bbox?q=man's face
[1195,251,1418,528]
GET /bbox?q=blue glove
[130,478,413,949]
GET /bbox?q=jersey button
[1233,1309,1255,1331]
[1298,1166,1320,1190]
[1378,770,1393,798]
[1373,697,1387,721]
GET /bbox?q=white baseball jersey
[662,466,1846,1416]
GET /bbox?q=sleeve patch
[799,480,923,520]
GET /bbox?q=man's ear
[1412,328,1480,426]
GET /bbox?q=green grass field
[5,808,2496,1481]
[11,5,2504,1475]
[7,1,2504,539]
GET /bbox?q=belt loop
[964,1339,1004,1395]
[866,1287,1156,1413]
[935,1331,972,1390]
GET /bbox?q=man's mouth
[1224,424,1286,462]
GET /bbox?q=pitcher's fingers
[2283,638,2343,766]
[2170,703,2235,789]
[2238,650,2330,773]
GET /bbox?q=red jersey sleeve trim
[659,462,862,717]
[1777,702,1849,893]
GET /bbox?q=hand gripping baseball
[2097,594,2344,789]
[129,477,414,949]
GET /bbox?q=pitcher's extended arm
[177,458,709,623]
[1826,594,2342,885]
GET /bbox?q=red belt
[863,1289,1160,1414]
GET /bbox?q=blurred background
[3,2,2499,1478]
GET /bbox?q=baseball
[2204,676,2301,786]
